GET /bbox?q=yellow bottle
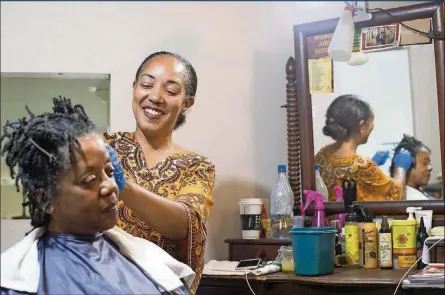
[344,205,361,267]
[363,213,378,269]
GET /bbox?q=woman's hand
[372,150,390,166]
[106,145,127,191]
[393,148,413,170]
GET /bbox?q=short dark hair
[0,96,96,228]
[389,134,430,177]
[322,94,373,141]
[135,51,198,130]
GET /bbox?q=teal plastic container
[289,227,336,276]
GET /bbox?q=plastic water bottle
[315,164,329,201]
[270,165,294,239]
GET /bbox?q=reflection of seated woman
[389,135,435,200]
[0,97,193,295]
[315,94,412,201]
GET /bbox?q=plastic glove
[106,145,126,191]
[372,150,390,166]
[393,148,413,171]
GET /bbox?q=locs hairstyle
[0,96,95,228]
[389,134,430,177]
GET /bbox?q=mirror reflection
[312,44,442,201]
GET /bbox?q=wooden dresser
[225,238,291,261]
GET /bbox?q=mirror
[0,72,111,219]
[311,43,442,200]
[285,2,444,209]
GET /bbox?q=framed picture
[361,23,401,52]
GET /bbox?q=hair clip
[29,138,57,163]
[8,121,20,128]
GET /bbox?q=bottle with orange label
[363,209,378,269]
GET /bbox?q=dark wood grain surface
[198,268,445,295]
[201,268,410,286]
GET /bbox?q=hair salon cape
[1,226,195,294]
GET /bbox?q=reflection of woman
[103,51,215,293]
[390,135,436,200]
[0,98,193,295]
[315,94,412,201]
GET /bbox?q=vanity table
[197,268,444,295]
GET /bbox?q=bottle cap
[418,217,427,233]
[314,164,320,171]
[345,205,361,222]
[278,165,286,173]
[381,216,390,230]
[363,208,374,222]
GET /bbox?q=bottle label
[379,233,392,267]
[416,240,424,260]
[345,225,360,265]
[363,227,377,267]
[392,225,415,249]
[398,255,416,268]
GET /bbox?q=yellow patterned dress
[102,132,215,293]
[315,144,403,201]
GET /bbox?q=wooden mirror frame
[285,2,444,214]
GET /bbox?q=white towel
[1,226,195,293]
[203,260,280,276]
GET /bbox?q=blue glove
[372,150,390,166]
[106,145,126,191]
[393,148,413,171]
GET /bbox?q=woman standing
[315,94,412,201]
[103,51,215,293]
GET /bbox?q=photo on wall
[361,23,401,52]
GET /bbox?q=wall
[6,2,433,259]
[0,76,110,218]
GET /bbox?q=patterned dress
[102,132,215,294]
[315,144,403,201]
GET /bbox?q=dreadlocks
[0,96,95,228]
[389,134,430,177]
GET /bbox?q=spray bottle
[333,186,346,230]
[302,190,328,227]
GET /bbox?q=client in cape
[0,96,194,295]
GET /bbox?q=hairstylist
[315,94,412,201]
[103,51,215,294]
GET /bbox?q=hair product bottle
[363,210,378,269]
[344,205,361,268]
[416,217,429,270]
[379,216,393,269]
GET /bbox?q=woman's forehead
[68,135,107,172]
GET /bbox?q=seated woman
[389,135,435,200]
[315,94,412,201]
[0,97,194,295]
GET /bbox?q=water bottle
[270,165,294,239]
[315,164,329,201]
